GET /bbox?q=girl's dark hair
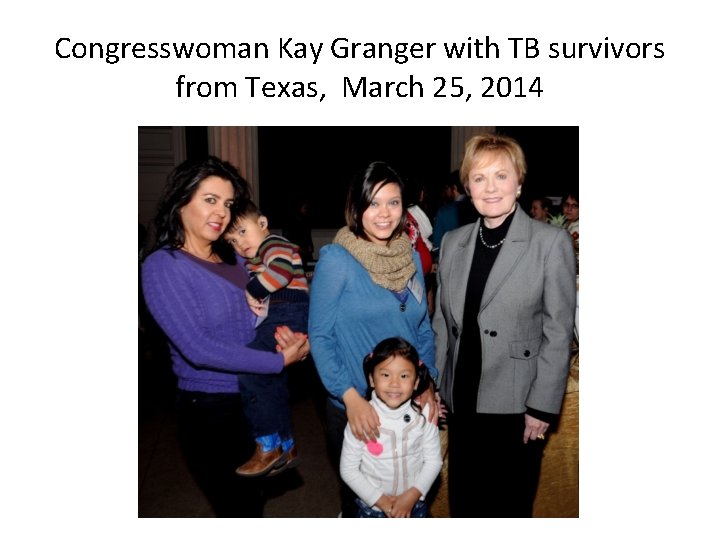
[344,161,408,242]
[362,337,431,416]
[149,156,250,259]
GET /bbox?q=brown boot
[235,443,287,477]
[267,446,300,477]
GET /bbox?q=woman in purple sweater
[141,156,309,517]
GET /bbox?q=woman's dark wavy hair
[344,161,407,243]
[362,336,431,416]
[149,156,250,259]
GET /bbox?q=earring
[516,188,522,198]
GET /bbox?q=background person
[141,156,309,517]
[405,209,433,277]
[282,199,315,271]
[309,161,438,517]
[530,196,553,222]
[433,134,576,517]
[430,171,466,252]
[561,192,579,271]
[406,179,436,314]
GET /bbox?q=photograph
[6,0,717,535]
[139,125,579,518]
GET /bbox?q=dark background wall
[256,126,452,229]
[182,125,579,229]
[497,125,579,204]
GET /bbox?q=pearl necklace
[478,226,505,249]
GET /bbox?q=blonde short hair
[459,134,527,191]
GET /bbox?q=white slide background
[1,1,717,537]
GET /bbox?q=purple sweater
[141,247,284,393]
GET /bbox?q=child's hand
[374,494,397,517]
[245,290,267,316]
[389,488,421,518]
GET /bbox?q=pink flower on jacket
[366,440,383,456]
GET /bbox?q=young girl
[340,337,442,518]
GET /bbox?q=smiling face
[179,175,235,248]
[467,151,521,229]
[369,355,419,410]
[361,182,403,245]
[224,214,269,258]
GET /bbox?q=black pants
[325,399,360,518]
[176,391,265,517]
[448,412,546,517]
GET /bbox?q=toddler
[224,199,309,477]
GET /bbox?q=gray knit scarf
[333,226,416,292]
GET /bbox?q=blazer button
[489,331,497,337]
[524,350,531,357]
[484,329,489,335]
[452,326,458,337]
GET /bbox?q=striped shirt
[245,234,309,300]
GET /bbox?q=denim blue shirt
[309,244,436,409]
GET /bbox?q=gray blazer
[433,207,576,415]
